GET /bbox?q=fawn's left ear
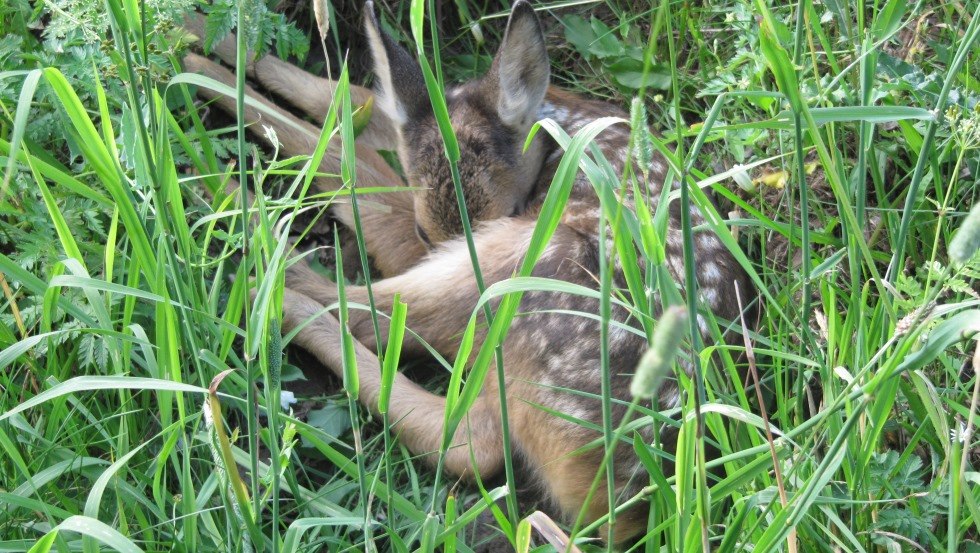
[489,0,550,128]
[363,1,430,125]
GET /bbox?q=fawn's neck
[527,89,634,204]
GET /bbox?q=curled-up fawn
[184,0,754,543]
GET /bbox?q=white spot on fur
[538,102,569,123]
[696,233,717,252]
[688,208,705,224]
[608,323,633,345]
[702,285,720,307]
[702,262,722,283]
[551,394,593,423]
[697,314,709,335]
[566,405,594,423]
[666,254,685,279]
[536,373,556,388]
[661,385,682,408]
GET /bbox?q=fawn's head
[364,0,550,246]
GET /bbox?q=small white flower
[280,390,297,411]
[730,164,754,192]
[263,124,281,150]
[950,421,967,444]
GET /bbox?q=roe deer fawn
[184,0,753,544]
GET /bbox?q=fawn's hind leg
[182,12,396,152]
[182,53,427,275]
[279,287,504,477]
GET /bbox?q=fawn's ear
[363,1,429,125]
[489,0,550,128]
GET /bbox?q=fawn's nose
[415,222,433,248]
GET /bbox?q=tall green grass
[1,0,979,551]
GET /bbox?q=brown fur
[184,1,754,545]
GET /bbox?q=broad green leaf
[1,376,206,423]
[32,516,142,553]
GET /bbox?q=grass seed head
[631,306,688,399]
[629,97,653,176]
[949,203,980,264]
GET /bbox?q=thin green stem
[665,3,710,549]
[597,196,615,549]
[233,0,259,530]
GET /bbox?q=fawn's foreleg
[284,216,543,357]
[182,53,427,275]
[280,287,504,477]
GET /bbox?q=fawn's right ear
[363,1,429,126]
[488,0,550,129]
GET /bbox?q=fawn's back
[366,1,751,328]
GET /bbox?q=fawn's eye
[415,222,433,248]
